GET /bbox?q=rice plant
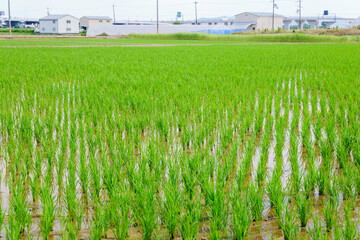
[296,188,312,227]
[40,177,57,239]
[307,214,325,240]
[231,190,251,240]
[323,196,338,232]
[180,193,201,240]
[0,37,360,240]
[280,205,299,240]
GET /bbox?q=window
[99,20,103,23]
[106,20,110,23]
[53,27,56,31]
[66,28,71,31]
[52,20,56,24]
[42,27,45,31]
[66,20,71,24]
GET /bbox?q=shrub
[0,28,34,33]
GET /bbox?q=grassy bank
[129,32,357,42]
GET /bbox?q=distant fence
[87,24,246,36]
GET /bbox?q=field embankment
[129,32,359,42]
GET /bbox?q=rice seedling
[307,214,325,240]
[110,185,132,240]
[341,165,355,201]
[7,179,32,236]
[161,159,183,239]
[333,220,342,239]
[296,188,312,227]
[343,200,357,239]
[133,174,158,240]
[204,169,229,240]
[231,189,251,240]
[40,177,57,239]
[267,167,284,210]
[248,182,264,222]
[0,198,4,233]
[322,196,338,232]
[316,166,328,196]
[280,205,299,240]
[90,199,109,239]
[180,193,201,240]
[0,38,360,240]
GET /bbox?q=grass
[129,32,357,42]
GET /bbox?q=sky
[0,0,359,20]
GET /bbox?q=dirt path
[0,43,218,48]
[0,42,346,48]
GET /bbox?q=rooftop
[40,14,78,20]
[238,12,284,17]
[82,16,112,20]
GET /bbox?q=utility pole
[272,0,275,30]
[47,7,50,15]
[156,0,159,33]
[298,0,302,29]
[113,4,116,23]
[194,2,198,25]
[8,0,11,36]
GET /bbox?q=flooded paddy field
[0,41,360,239]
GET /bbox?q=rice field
[0,40,360,239]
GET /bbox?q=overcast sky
[1,0,359,20]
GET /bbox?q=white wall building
[80,16,113,30]
[235,12,284,31]
[350,17,360,27]
[39,15,79,34]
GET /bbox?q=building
[39,14,79,34]
[4,18,39,28]
[350,17,360,27]
[235,12,284,31]
[80,16,113,30]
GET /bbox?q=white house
[39,14,79,34]
[80,16,113,30]
[235,12,284,31]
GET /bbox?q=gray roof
[82,16,112,20]
[235,21,256,29]
[238,12,283,17]
[40,14,78,20]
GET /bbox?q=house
[80,16,113,30]
[39,14,79,34]
[235,12,284,31]
[4,18,39,28]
